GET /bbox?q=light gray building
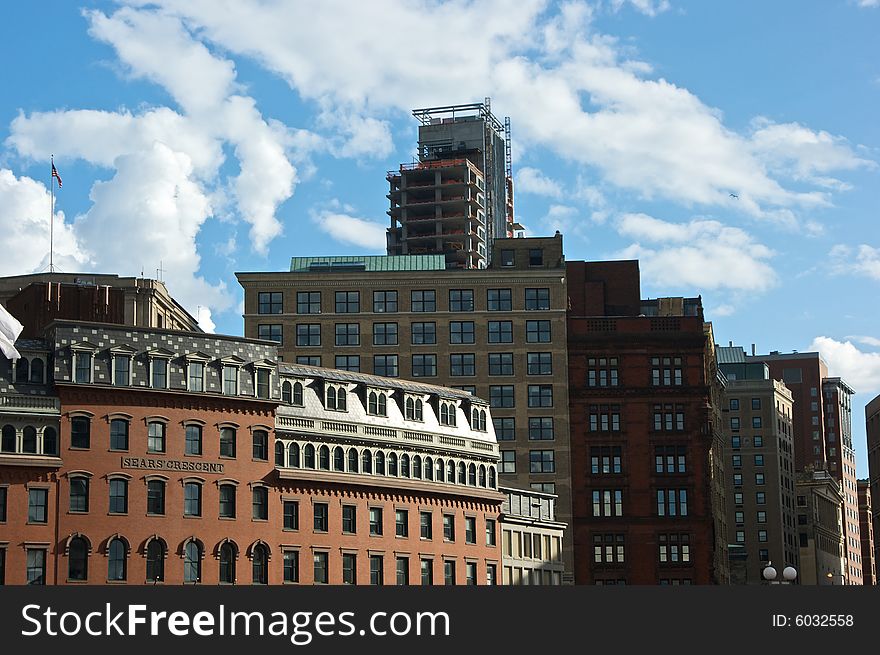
[499,485,566,585]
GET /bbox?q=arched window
[412,455,422,479]
[319,445,330,470]
[347,448,359,473]
[436,458,445,483]
[458,462,466,485]
[184,540,202,583]
[415,400,423,421]
[252,430,269,461]
[337,388,347,411]
[43,426,58,455]
[479,410,487,431]
[1,424,15,452]
[472,408,479,428]
[479,465,487,488]
[68,536,89,581]
[375,451,385,475]
[378,394,387,416]
[405,397,414,420]
[447,460,455,483]
[362,449,373,474]
[108,538,127,581]
[275,441,285,466]
[387,452,397,476]
[15,358,28,383]
[22,426,37,453]
[449,404,457,427]
[333,446,344,472]
[293,382,304,406]
[425,457,433,481]
[326,386,337,410]
[400,454,410,478]
[439,404,448,425]
[368,391,378,415]
[29,358,44,384]
[468,464,477,486]
[219,542,236,584]
[288,442,300,468]
[146,538,165,583]
[281,381,292,404]
[488,466,497,489]
[304,444,315,468]
[252,544,268,585]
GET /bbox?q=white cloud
[196,306,216,333]
[310,204,387,250]
[516,167,564,198]
[857,0,879,7]
[615,213,777,291]
[710,304,736,317]
[844,335,880,348]
[0,169,89,275]
[829,244,880,281]
[609,0,671,17]
[808,336,880,395]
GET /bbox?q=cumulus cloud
[609,0,672,17]
[808,336,880,395]
[310,203,387,250]
[615,213,777,291]
[516,167,564,198]
[829,244,880,281]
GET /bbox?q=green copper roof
[289,255,446,273]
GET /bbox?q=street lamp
[762,563,797,585]
[825,572,844,585]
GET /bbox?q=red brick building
[566,261,726,585]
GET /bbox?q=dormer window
[405,397,424,422]
[439,401,457,427]
[471,407,487,431]
[110,346,137,387]
[367,390,388,417]
[326,384,347,411]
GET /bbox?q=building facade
[237,234,574,582]
[796,470,846,585]
[499,485,566,585]
[868,393,880,573]
[857,480,876,585]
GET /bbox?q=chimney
[751,343,756,356]
[728,340,733,347]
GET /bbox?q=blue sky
[1,0,878,474]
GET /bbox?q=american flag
[52,162,62,188]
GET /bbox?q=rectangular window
[443,514,455,541]
[147,481,165,515]
[110,419,129,451]
[313,552,328,584]
[420,512,432,540]
[752,417,762,428]
[109,479,128,514]
[449,289,474,312]
[444,561,456,586]
[183,483,201,517]
[258,324,282,344]
[501,250,515,267]
[527,352,552,375]
[369,507,383,536]
[450,353,475,377]
[75,352,92,383]
[465,517,477,544]
[493,417,515,441]
[488,321,513,343]
[487,288,512,311]
[411,290,436,312]
[373,322,398,346]
[591,446,623,474]
[26,549,46,585]
[751,398,761,410]
[219,427,235,458]
[252,487,268,520]
[71,416,90,449]
[526,320,551,343]
[283,551,299,583]
[335,291,360,313]
[412,354,437,377]
[500,450,516,473]
[529,249,543,266]
[449,321,475,344]
[396,509,409,537]
[255,368,270,398]
[488,352,514,376]
[396,557,409,586]
[335,355,360,372]
[528,417,554,440]
[490,385,515,408]
[296,324,321,347]
[373,355,399,378]
[222,366,238,395]
[148,422,166,453]
[373,290,398,313]
[335,323,360,346]
[729,398,739,410]
[283,501,299,530]
[258,291,283,314]
[0,487,6,523]
[219,485,236,519]
[421,559,434,585]
[149,358,169,389]
[486,519,496,546]
[411,322,436,345]
[370,555,384,586]
[342,554,357,585]
[525,288,550,310]
[527,384,553,407]
[297,291,321,314]
[529,450,555,473]
[184,361,203,391]
[29,488,49,522]
[465,561,478,586]
[314,503,329,532]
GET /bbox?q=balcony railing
[0,394,60,413]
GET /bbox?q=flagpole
[49,155,55,273]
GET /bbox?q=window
[411,322,436,345]
[654,446,687,474]
[487,288,512,311]
[500,450,516,473]
[501,250,515,267]
[283,551,299,583]
[396,509,409,537]
[370,507,383,536]
[755,473,765,485]
[0,486,6,522]
[184,482,202,517]
[26,487,49,524]
[412,354,437,377]
[69,477,89,513]
[220,427,236,457]
[488,321,513,343]
[485,519,497,547]
[340,505,357,534]
[335,355,360,372]
[751,398,761,410]
[373,322,398,346]
[449,289,474,312]
[757,511,767,523]
[335,291,360,313]
[493,417,515,441]
[652,404,685,432]
[490,385,515,408]
[471,408,487,432]
[374,355,399,377]
[342,553,357,584]
[297,291,320,314]
[593,534,626,563]
[147,480,165,515]
[75,352,92,384]
[754,454,764,467]
[526,320,551,343]
[730,417,740,430]
[731,436,741,449]
[464,561,478,586]
[252,486,268,520]
[525,288,550,310]
[29,358,45,384]
[219,484,236,519]
[758,530,768,543]
[250,429,268,461]
[149,358,168,389]
[109,479,128,514]
[71,416,90,449]
[488,352,514,376]
[752,417,762,428]
[113,355,130,386]
[258,291,283,314]
[529,249,543,266]
[373,290,398,313]
[185,424,202,456]
[296,324,321,347]
[222,366,239,395]
[450,353,475,376]
[656,489,688,517]
[449,321,475,344]
[109,418,129,451]
[405,397,424,421]
[335,323,360,346]
[591,446,623,474]
[651,356,683,386]
[258,324,282,344]
[370,555,384,585]
[186,362,205,391]
[396,557,409,586]
[107,538,127,581]
[314,503,329,532]
[27,549,46,585]
[283,500,299,530]
[530,450,555,473]
[411,290,436,312]
[367,391,388,416]
[421,559,434,585]
[528,385,553,407]
[591,490,623,517]
[754,436,763,447]
[729,399,740,410]
[487,564,497,586]
[527,352,552,376]
[658,534,690,564]
[420,512,433,539]
[252,544,268,585]
[443,514,455,541]
[465,517,477,544]
[444,561,456,586]
[313,552,329,584]
[145,539,164,583]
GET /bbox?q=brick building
[868,393,880,573]
[857,480,876,585]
